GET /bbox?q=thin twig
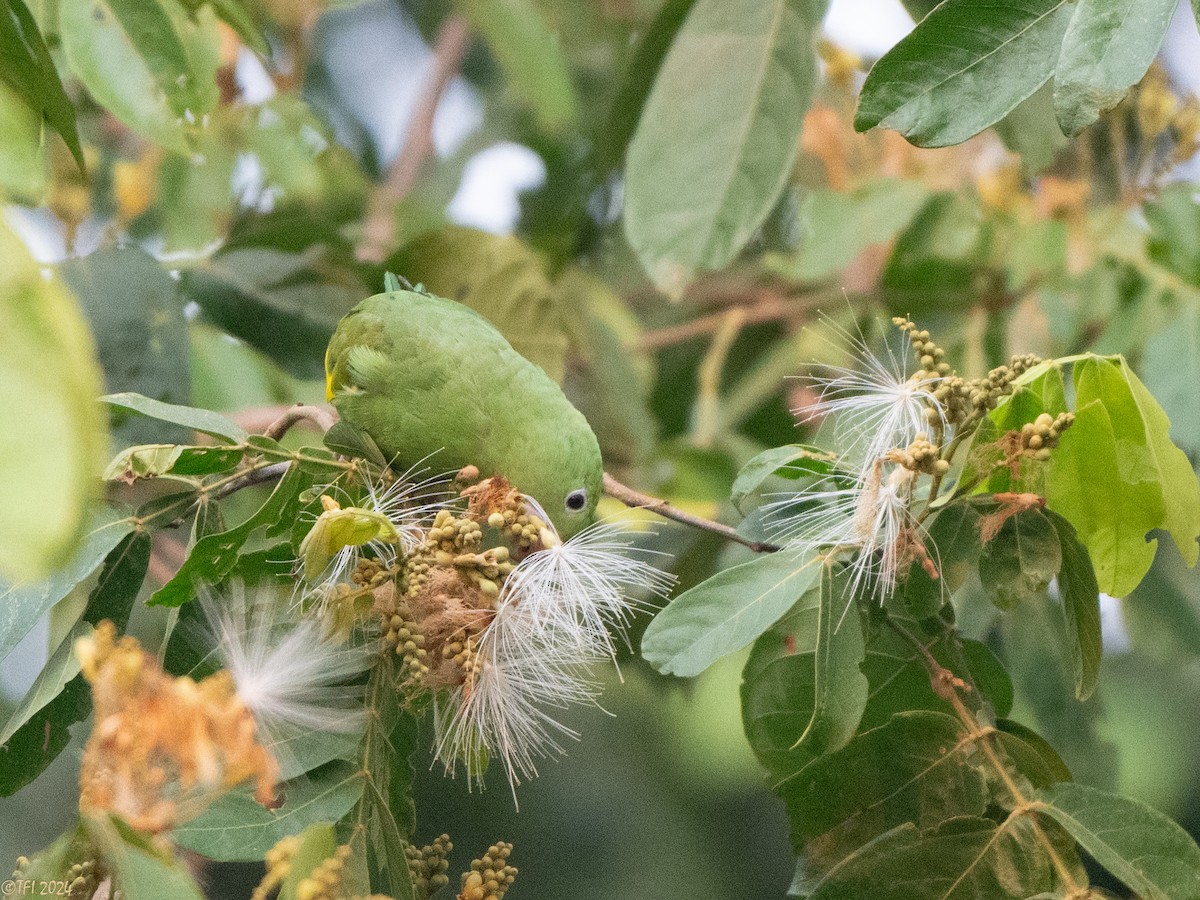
[636,291,824,351]
[602,472,780,553]
[263,404,338,440]
[358,15,471,263]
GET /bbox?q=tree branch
[358,15,471,263]
[263,404,338,440]
[602,472,780,553]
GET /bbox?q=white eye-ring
[565,489,587,512]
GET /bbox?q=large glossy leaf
[1036,783,1200,899]
[454,0,577,132]
[741,567,868,779]
[386,227,569,383]
[1054,0,1175,136]
[61,248,191,447]
[173,760,365,860]
[993,81,1069,173]
[624,0,826,295]
[60,0,219,153]
[0,0,83,166]
[0,221,109,583]
[642,549,823,677]
[809,816,1056,900]
[855,0,1073,148]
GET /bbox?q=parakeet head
[528,450,603,541]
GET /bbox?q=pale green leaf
[855,0,1073,148]
[993,81,1069,173]
[1054,0,1176,136]
[454,0,578,131]
[624,0,826,295]
[280,823,338,900]
[0,79,46,199]
[87,815,205,900]
[60,0,219,152]
[642,549,823,677]
[1143,307,1200,457]
[0,221,109,583]
[765,180,930,282]
[1036,782,1200,899]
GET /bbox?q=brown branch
[358,15,471,263]
[635,290,826,351]
[602,472,780,553]
[263,404,338,440]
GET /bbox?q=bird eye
[565,489,587,512]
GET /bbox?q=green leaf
[386,227,569,383]
[594,0,697,173]
[182,0,266,55]
[880,192,986,311]
[1043,510,1102,700]
[925,503,983,593]
[995,719,1073,788]
[0,221,110,583]
[624,0,826,295]
[0,79,47,198]
[323,421,387,468]
[1036,782,1200,899]
[855,0,1073,148]
[101,392,248,443]
[0,530,149,796]
[0,0,84,166]
[977,508,1061,608]
[643,549,823,677]
[173,760,365,860]
[61,247,192,447]
[776,711,988,855]
[184,246,367,380]
[741,567,868,779]
[87,814,205,900]
[0,506,131,664]
[993,81,1069,173]
[1054,0,1175,136]
[453,0,578,132]
[60,0,219,153]
[809,816,1055,899]
[279,823,338,900]
[765,180,930,283]
[149,464,308,606]
[1046,356,1200,596]
[730,444,838,514]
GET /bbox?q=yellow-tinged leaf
[0,221,108,581]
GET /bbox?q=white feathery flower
[798,320,943,473]
[431,597,604,797]
[431,516,673,797]
[499,518,676,657]
[197,581,374,777]
[766,459,916,602]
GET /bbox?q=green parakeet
[324,284,603,539]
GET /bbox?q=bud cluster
[459,843,516,900]
[1018,412,1075,459]
[295,845,353,900]
[408,834,453,899]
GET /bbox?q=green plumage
[325,288,603,538]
